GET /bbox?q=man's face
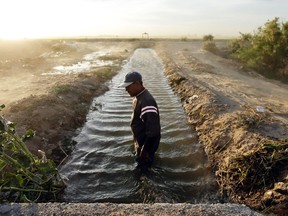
[126,82,140,97]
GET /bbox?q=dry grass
[216,108,288,207]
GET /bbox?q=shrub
[202,34,220,55]
[203,41,219,53]
[203,34,214,41]
[229,17,288,81]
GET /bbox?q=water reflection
[42,51,115,75]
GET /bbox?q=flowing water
[60,48,219,203]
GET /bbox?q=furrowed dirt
[1,39,287,214]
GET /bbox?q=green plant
[0,105,65,202]
[229,17,288,81]
[203,41,219,53]
[51,84,74,94]
[202,34,220,54]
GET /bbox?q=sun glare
[0,0,84,39]
[1,0,287,39]
[1,1,38,39]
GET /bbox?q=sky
[0,0,287,39]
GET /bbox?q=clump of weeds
[0,104,65,202]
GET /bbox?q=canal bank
[154,41,288,213]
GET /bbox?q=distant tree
[181,36,188,41]
[203,34,214,41]
[229,17,288,81]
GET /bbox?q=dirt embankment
[154,41,288,214]
[0,39,138,164]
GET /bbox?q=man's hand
[134,141,140,153]
[139,147,150,162]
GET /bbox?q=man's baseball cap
[118,71,142,88]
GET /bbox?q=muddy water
[60,48,219,203]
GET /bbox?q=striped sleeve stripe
[140,106,158,119]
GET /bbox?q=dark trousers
[134,136,160,170]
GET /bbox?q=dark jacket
[131,89,161,155]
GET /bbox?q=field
[1,39,287,213]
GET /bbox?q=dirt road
[157,41,288,126]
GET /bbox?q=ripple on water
[60,48,219,203]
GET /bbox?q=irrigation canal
[60,48,219,203]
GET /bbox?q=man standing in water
[119,71,161,171]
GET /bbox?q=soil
[1,39,287,214]
[0,39,138,164]
[0,203,262,216]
